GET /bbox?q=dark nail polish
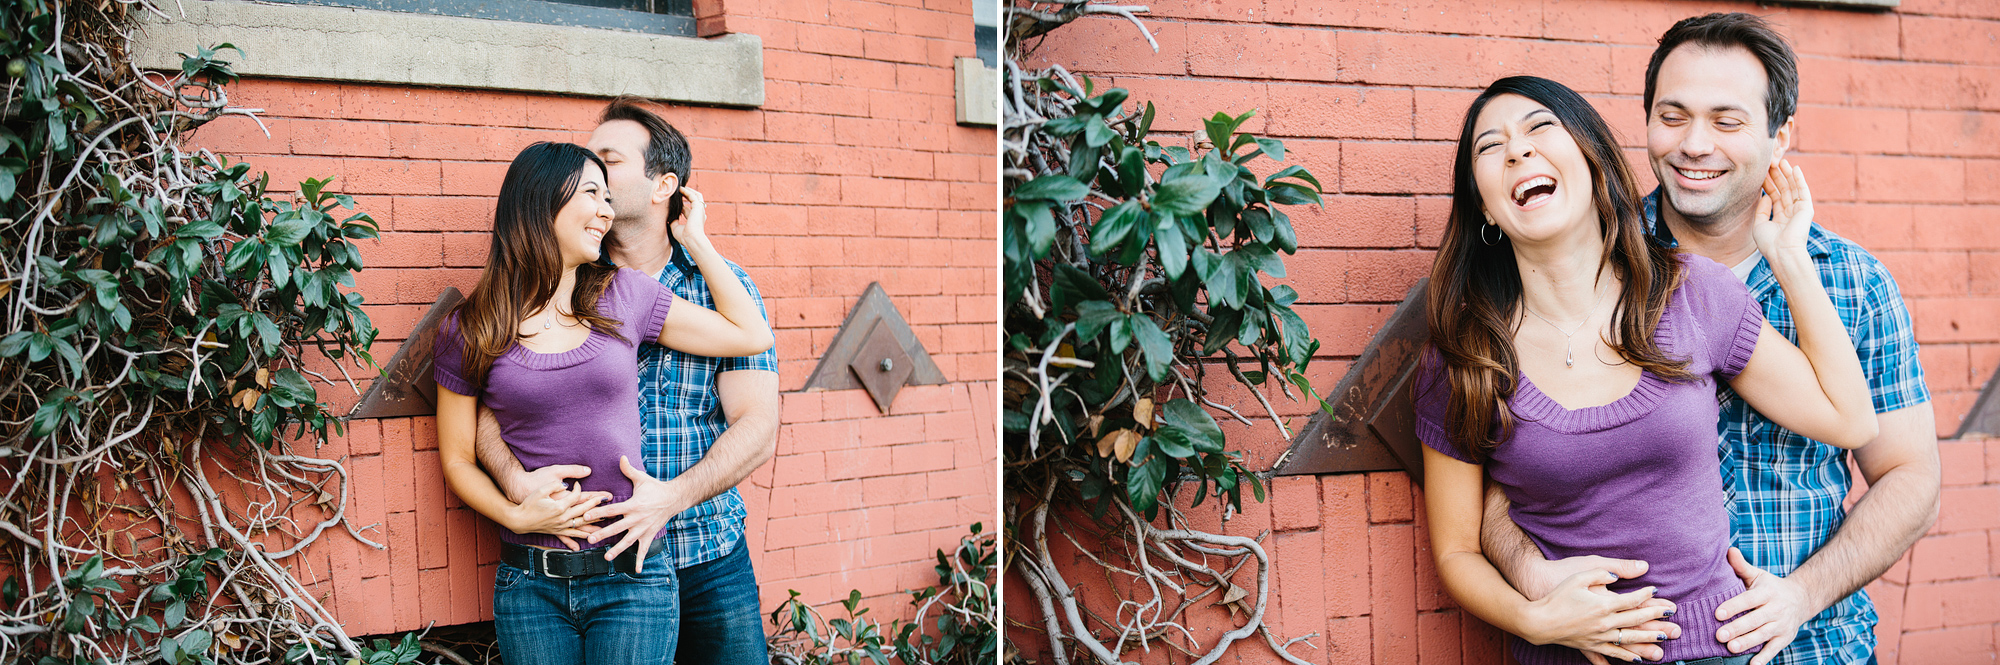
[1663,609,1675,618]
[1658,633,1668,642]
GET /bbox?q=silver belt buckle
[538,548,573,579]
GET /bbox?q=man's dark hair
[600,96,693,222]
[1643,12,1799,137]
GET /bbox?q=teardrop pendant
[1564,342,1574,368]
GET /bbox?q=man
[474,97,780,664]
[1481,13,1940,665]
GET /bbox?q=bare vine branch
[0,1,387,661]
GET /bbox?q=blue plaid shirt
[1646,192,1928,665]
[633,246,778,569]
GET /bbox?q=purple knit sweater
[1415,255,1766,665]
[433,268,674,549]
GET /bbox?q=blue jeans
[493,548,679,665]
[673,537,767,665]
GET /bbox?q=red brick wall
[1877,437,2000,662]
[186,0,998,637]
[1010,0,2000,662]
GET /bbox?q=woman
[1415,77,1875,665]
[430,142,772,665]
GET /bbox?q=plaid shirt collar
[1641,189,1836,261]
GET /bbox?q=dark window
[265,0,695,37]
[974,0,997,67]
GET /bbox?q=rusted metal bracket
[800,282,947,413]
[348,287,463,420]
[1272,279,1430,486]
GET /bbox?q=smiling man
[1479,13,1940,665]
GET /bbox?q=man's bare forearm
[1785,404,1939,613]
[1480,480,1548,590]
[666,369,780,507]
[473,404,531,502]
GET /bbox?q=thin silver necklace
[542,302,577,330]
[1523,284,1609,369]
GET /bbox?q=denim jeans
[493,548,678,665]
[673,536,767,665]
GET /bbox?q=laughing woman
[430,141,771,665]
[1414,77,1875,665]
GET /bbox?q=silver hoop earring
[1481,223,1505,246]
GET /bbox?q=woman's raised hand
[1753,158,1814,257]
[667,186,708,252]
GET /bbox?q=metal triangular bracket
[1955,359,2000,439]
[1272,279,1430,485]
[348,287,463,420]
[800,283,947,412]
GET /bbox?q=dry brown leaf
[1132,398,1155,429]
[1218,582,1248,605]
[1086,414,1104,438]
[1112,429,1140,463]
[255,368,271,389]
[1055,343,1076,359]
[232,388,261,410]
[1217,582,1251,618]
[1095,429,1121,458]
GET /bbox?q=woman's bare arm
[1728,161,1877,449]
[656,187,773,357]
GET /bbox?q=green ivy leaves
[2,23,386,663]
[1004,76,1328,522]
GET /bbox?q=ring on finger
[1613,629,1624,646]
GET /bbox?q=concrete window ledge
[1768,0,1896,7]
[131,0,763,106]
[954,57,996,127]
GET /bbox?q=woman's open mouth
[1512,175,1557,210]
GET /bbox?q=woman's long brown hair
[451,142,626,390]
[1424,76,1690,463]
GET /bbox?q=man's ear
[1772,117,1795,161]
[652,172,680,206]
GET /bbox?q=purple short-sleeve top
[1415,254,1766,665]
[433,268,675,549]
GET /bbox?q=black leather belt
[1673,654,1754,665]
[501,542,641,578]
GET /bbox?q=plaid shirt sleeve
[718,260,778,374]
[1847,245,1929,413]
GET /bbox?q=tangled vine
[768,523,998,665]
[0,0,393,662]
[1003,4,1335,665]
